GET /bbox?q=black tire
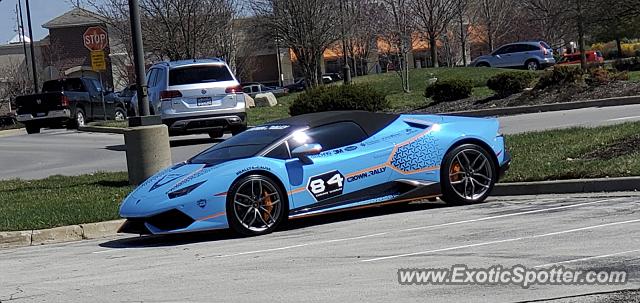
[525,59,540,71]
[231,124,247,136]
[208,129,224,139]
[72,108,86,129]
[25,123,40,134]
[226,174,286,236]
[114,107,127,121]
[476,62,490,68]
[440,144,497,205]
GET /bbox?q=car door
[282,122,393,212]
[146,68,161,114]
[490,45,515,67]
[70,78,100,119]
[89,78,113,119]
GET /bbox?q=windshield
[189,124,298,165]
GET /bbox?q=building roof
[8,34,31,44]
[42,8,104,29]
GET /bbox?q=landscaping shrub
[535,66,585,90]
[612,57,640,72]
[289,84,389,116]
[586,68,629,85]
[486,71,537,96]
[424,78,473,103]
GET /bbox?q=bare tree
[378,0,413,93]
[336,0,379,77]
[452,0,474,66]
[252,0,340,87]
[412,0,457,68]
[476,0,515,52]
[519,0,571,48]
[0,59,31,113]
[77,0,240,74]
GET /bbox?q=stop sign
[83,26,108,51]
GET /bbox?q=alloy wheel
[232,178,282,232]
[448,148,493,201]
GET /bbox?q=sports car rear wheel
[440,144,496,205]
[227,175,285,236]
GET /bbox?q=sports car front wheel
[440,144,497,205]
[226,175,285,236]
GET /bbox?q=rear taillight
[160,90,182,100]
[61,95,70,107]
[225,85,243,94]
[540,43,549,56]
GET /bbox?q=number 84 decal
[307,170,345,201]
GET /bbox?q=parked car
[284,78,307,92]
[242,83,289,98]
[15,77,128,134]
[116,84,137,116]
[322,73,343,82]
[470,41,556,70]
[118,111,510,236]
[131,58,247,138]
[558,51,604,65]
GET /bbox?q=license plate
[197,97,212,106]
[36,112,46,117]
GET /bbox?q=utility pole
[24,0,38,93]
[339,0,351,84]
[17,0,29,77]
[128,0,151,120]
[124,0,171,186]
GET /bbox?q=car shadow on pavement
[99,200,451,249]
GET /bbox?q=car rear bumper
[164,112,247,134]
[16,109,71,122]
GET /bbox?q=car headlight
[167,181,206,199]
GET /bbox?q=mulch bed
[411,80,640,114]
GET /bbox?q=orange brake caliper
[262,191,273,222]
[450,163,462,182]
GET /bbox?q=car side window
[493,46,509,55]
[288,122,367,152]
[242,87,251,93]
[252,86,260,93]
[147,69,159,88]
[264,142,290,160]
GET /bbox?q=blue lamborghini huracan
[119,111,510,236]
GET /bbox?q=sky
[0,0,77,44]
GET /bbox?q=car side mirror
[291,144,322,165]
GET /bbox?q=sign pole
[100,71,106,120]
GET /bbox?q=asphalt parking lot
[2,103,640,180]
[1,192,638,302]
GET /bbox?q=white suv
[134,59,247,137]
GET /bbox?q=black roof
[267,111,399,137]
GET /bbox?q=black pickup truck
[16,77,128,134]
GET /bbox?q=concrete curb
[0,219,124,249]
[78,125,125,134]
[446,95,640,117]
[1,177,639,249]
[0,128,25,137]
[494,176,640,196]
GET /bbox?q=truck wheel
[114,107,126,121]
[25,123,40,134]
[75,109,86,128]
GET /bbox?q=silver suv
[470,41,556,70]
[135,59,246,137]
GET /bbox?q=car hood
[129,162,214,200]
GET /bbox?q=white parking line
[361,218,640,262]
[204,197,623,259]
[534,249,640,268]
[607,115,640,122]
